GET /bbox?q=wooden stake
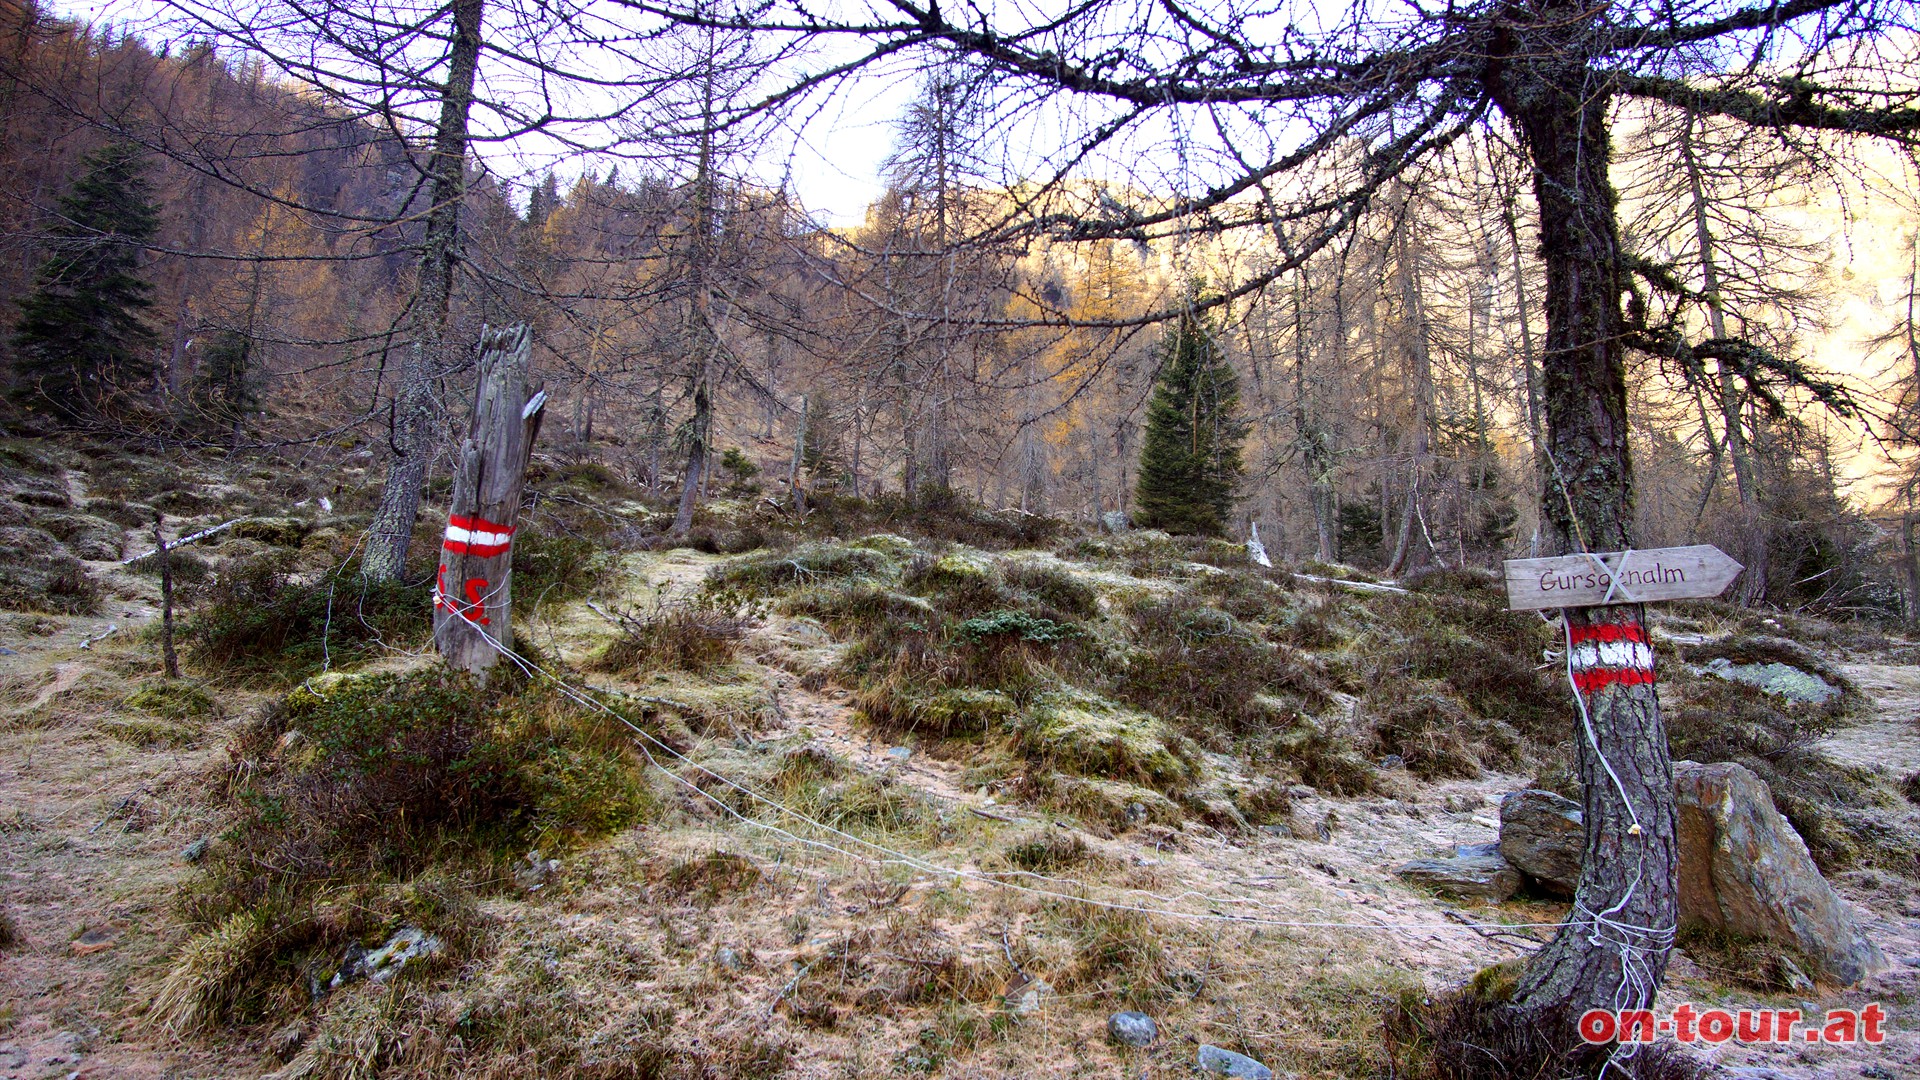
[433,324,546,673]
[153,512,179,679]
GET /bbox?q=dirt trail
[1828,662,1920,778]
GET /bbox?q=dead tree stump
[433,324,546,673]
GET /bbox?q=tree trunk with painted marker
[434,325,545,673]
[1475,28,1680,1069]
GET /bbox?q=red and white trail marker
[1502,545,1743,612]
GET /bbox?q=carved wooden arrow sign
[1502,545,1743,611]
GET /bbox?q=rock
[1196,1044,1273,1079]
[1499,789,1584,895]
[180,836,209,863]
[1003,974,1052,1017]
[1674,760,1887,985]
[716,946,743,971]
[330,926,442,987]
[69,926,116,955]
[1776,955,1814,993]
[1377,754,1405,770]
[1100,510,1130,534]
[1454,842,1501,858]
[1395,854,1520,901]
[1106,1010,1157,1048]
[884,746,912,763]
[1702,657,1838,704]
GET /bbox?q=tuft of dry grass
[593,601,750,675]
[149,908,282,1034]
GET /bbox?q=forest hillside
[6,0,1920,1076]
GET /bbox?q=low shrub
[1365,678,1521,779]
[707,541,899,595]
[1002,559,1100,618]
[1000,830,1092,873]
[1101,596,1334,742]
[214,669,653,909]
[594,601,750,674]
[510,530,609,609]
[182,556,425,682]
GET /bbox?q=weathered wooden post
[153,511,179,679]
[433,324,546,673]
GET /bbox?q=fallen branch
[1443,909,1545,949]
[121,518,243,564]
[767,961,814,1018]
[1291,573,1409,595]
[78,624,117,649]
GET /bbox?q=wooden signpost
[1502,545,1743,611]
[434,324,546,673]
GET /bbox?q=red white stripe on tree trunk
[1569,621,1654,694]
[442,514,515,557]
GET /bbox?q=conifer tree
[1133,304,1245,536]
[190,329,260,447]
[10,142,161,422]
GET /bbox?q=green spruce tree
[1133,303,1245,536]
[10,142,161,423]
[189,330,260,447]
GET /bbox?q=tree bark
[433,324,544,673]
[361,0,485,582]
[1480,20,1680,1067]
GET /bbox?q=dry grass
[594,601,751,675]
[149,908,282,1034]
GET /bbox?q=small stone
[181,836,209,863]
[1776,955,1814,994]
[70,926,116,955]
[1454,842,1501,858]
[1378,754,1405,770]
[1860,1066,1897,1080]
[1196,1044,1273,1079]
[0,646,17,656]
[885,746,912,762]
[717,947,743,971]
[332,926,442,986]
[1003,974,1052,1017]
[1106,1010,1157,1048]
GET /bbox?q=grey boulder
[1499,789,1583,895]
